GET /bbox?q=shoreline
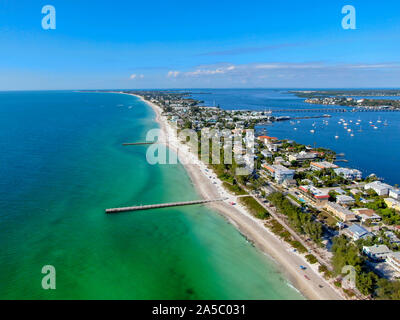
[125,93,344,300]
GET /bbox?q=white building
[389,189,400,200]
[364,181,392,196]
[334,168,362,180]
[261,150,272,158]
[386,252,400,278]
[336,195,355,206]
[288,151,317,162]
[310,161,339,171]
[262,164,295,184]
[363,245,392,261]
[267,143,278,152]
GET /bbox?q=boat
[335,135,339,139]
[350,133,354,137]
[384,120,388,126]
[294,127,298,130]
[374,126,378,130]
[310,130,315,133]
[347,129,352,132]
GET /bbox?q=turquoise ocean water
[0,91,303,299]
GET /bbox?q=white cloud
[160,61,400,87]
[172,65,237,77]
[130,74,144,79]
[167,71,180,78]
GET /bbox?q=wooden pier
[105,198,227,214]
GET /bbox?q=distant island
[291,90,400,109]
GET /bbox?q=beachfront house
[262,164,295,184]
[310,161,339,171]
[257,136,277,145]
[336,195,355,206]
[288,151,317,163]
[334,168,362,180]
[389,189,400,200]
[344,224,373,241]
[364,181,392,196]
[261,150,272,158]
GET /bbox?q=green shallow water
[0,91,303,299]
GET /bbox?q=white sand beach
[128,93,344,300]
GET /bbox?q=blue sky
[1,0,400,90]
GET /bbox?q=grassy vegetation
[222,182,247,195]
[318,264,333,279]
[343,289,356,298]
[265,220,308,254]
[239,197,269,219]
[267,192,323,244]
[305,254,318,264]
